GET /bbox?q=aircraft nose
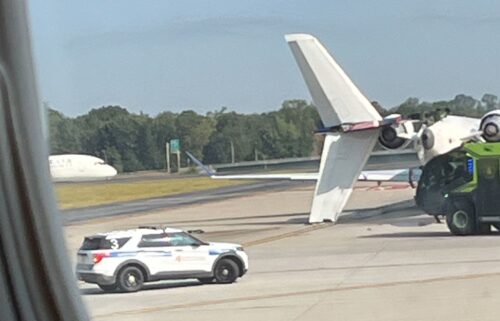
[106,165,118,177]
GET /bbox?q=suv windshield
[168,232,204,246]
[138,232,204,247]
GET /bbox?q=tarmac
[63,181,307,223]
[63,182,500,321]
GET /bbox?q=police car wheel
[446,200,475,235]
[117,266,144,292]
[198,277,214,284]
[214,259,239,284]
[98,283,118,292]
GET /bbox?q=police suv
[75,226,248,292]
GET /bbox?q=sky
[29,0,500,116]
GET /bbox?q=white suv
[75,226,248,292]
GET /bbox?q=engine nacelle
[378,120,415,150]
[480,110,500,142]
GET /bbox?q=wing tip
[284,33,316,43]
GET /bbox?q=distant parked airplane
[49,154,117,182]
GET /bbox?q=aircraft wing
[210,172,318,180]
[285,34,382,127]
[211,150,419,172]
[186,152,417,183]
[208,169,415,182]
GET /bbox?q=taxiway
[64,182,500,321]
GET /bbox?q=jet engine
[421,128,435,150]
[480,111,500,142]
[378,120,415,150]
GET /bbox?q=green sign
[170,139,180,153]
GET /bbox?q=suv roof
[90,226,183,239]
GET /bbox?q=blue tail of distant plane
[185,151,215,176]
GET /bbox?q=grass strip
[55,177,250,210]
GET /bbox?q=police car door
[168,232,210,272]
[137,233,176,274]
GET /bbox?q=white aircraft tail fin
[285,34,382,127]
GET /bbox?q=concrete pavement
[64,182,500,321]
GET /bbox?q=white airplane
[189,34,500,224]
[49,154,117,182]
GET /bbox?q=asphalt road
[63,180,311,224]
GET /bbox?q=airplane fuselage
[49,154,117,182]
[419,115,480,165]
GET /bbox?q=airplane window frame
[0,1,89,320]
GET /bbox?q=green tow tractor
[445,142,500,235]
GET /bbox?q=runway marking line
[93,271,500,318]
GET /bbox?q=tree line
[48,94,500,172]
[48,100,322,172]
